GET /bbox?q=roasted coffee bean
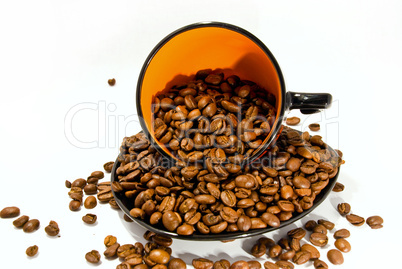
[366,215,384,229]
[334,238,351,253]
[193,258,214,269]
[104,161,114,173]
[301,243,320,259]
[84,184,97,195]
[44,221,59,236]
[85,250,101,263]
[286,117,300,126]
[69,200,81,211]
[292,251,311,265]
[116,262,132,269]
[278,249,295,261]
[313,259,329,269]
[108,78,116,86]
[152,233,173,247]
[231,260,249,269]
[251,242,267,258]
[268,244,283,258]
[332,182,344,192]
[13,215,29,228]
[169,258,187,269]
[104,235,117,248]
[82,213,97,224]
[26,245,38,257]
[308,123,320,131]
[0,206,20,218]
[337,202,351,216]
[310,233,328,247]
[65,180,72,188]
[149,249,170,264]
[275,260,294,269]
[304,220,317,231]
[23,219,40,233]
[289,238,300,252]
[346,214,365,226]
[313,224,327,235]
[261,212,280,227]
[317,219,335,230]
[263,261,279,269]
[248,260,261,269]
[84,196,97,209]
[72,178,87,189]
[334,228,350,239]
[287,228,306,239]
[104,243,120,258]
[327,249,344,265]
[214,259,231,269]
[97,187,114,203]
[117,244,137,258]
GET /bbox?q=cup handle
[286,92,332,114]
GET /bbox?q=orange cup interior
[137,22,286,162]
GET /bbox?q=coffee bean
[334,238,351,253]
[193,258,214,269]
[65,180,72,188]
[44,220,59,236]
[85,250,101,263]
[332,182,344,192]
[318,219,335,230]
[72,178,87,189]
[117,244,137,258]
[332,229,349,241]
[152,233,173,247]
[26,245,38,257]
[168,258,187,269]
[337,202,351,216]
[313,224,327,235]
[103,242,120,258]
[251,242,267,258]
[104,235,117,247]
[287,228,306,239]
[346,214,365,226]
[268,244,283,258]
[275,260,294,269]
[82,213,97,224]
[84,184,97,195]
[327,249,344,265]
[263,261,279,269]
[13,215,29,228]
[366,215,383,229]
[292,251,311,265]
[108,78,116,86]
[23,219,40,233]
[286,117,300,126]
[261,212,280,228]
[301,243,320,259]
[278,249,295,261]
[149,249,170,264]
[309,233,328,247]
[103,161,114,173]
[308,123,320,131]
[83,196,97,209]
[304,220,317,231]
[247,260,261,269]
[0,206,20,218]
[97,186,114,203]
[69,200,81,211]
[313,259,328,269]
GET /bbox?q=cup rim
[136,21,287,166]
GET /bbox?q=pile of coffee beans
[152,69,277,164]
[114,125,343,236]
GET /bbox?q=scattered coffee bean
[231,260,249,269]
[104,161,115,173]
[26,245,38,257]
[308,123,320,131]
[334,228,350,239]
[263,261,279,269]
[309,233,328,247]
[286,117,300,126]
[108,78,116,86]
[317,219,335,230]
[65,180,72,188]
[346,214,365,226]
[23,219,40,233]
[104,243,120,258]
[69,200,81,211]
[292,251,311,265]
[116,262,131,269]
[287,228,306,239]
[104,235,117,247]
[312,224,327,234]
[366,215,383,229]
[169,258,187,269]
[13,215,29,228]
[301,243,320,259]
[304,220,317,231]
[268,244,283,258]
[0,206,20,218]
[82,213,97,224]
[313,259,328,269]
[251,242,267,258]
[85,250,101,263]
[248,260,261,269]
[275,260,294,269]
[192,258,213,269]
[332,182,344,192]
[84,184,98,195]
[72,178,87,189]
[327,249,344,265]
[44,220,59,236]
[334,238,351,253]
[337,202,351,216]
[84,196,97,209]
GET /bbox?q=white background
[0,0,401,268]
